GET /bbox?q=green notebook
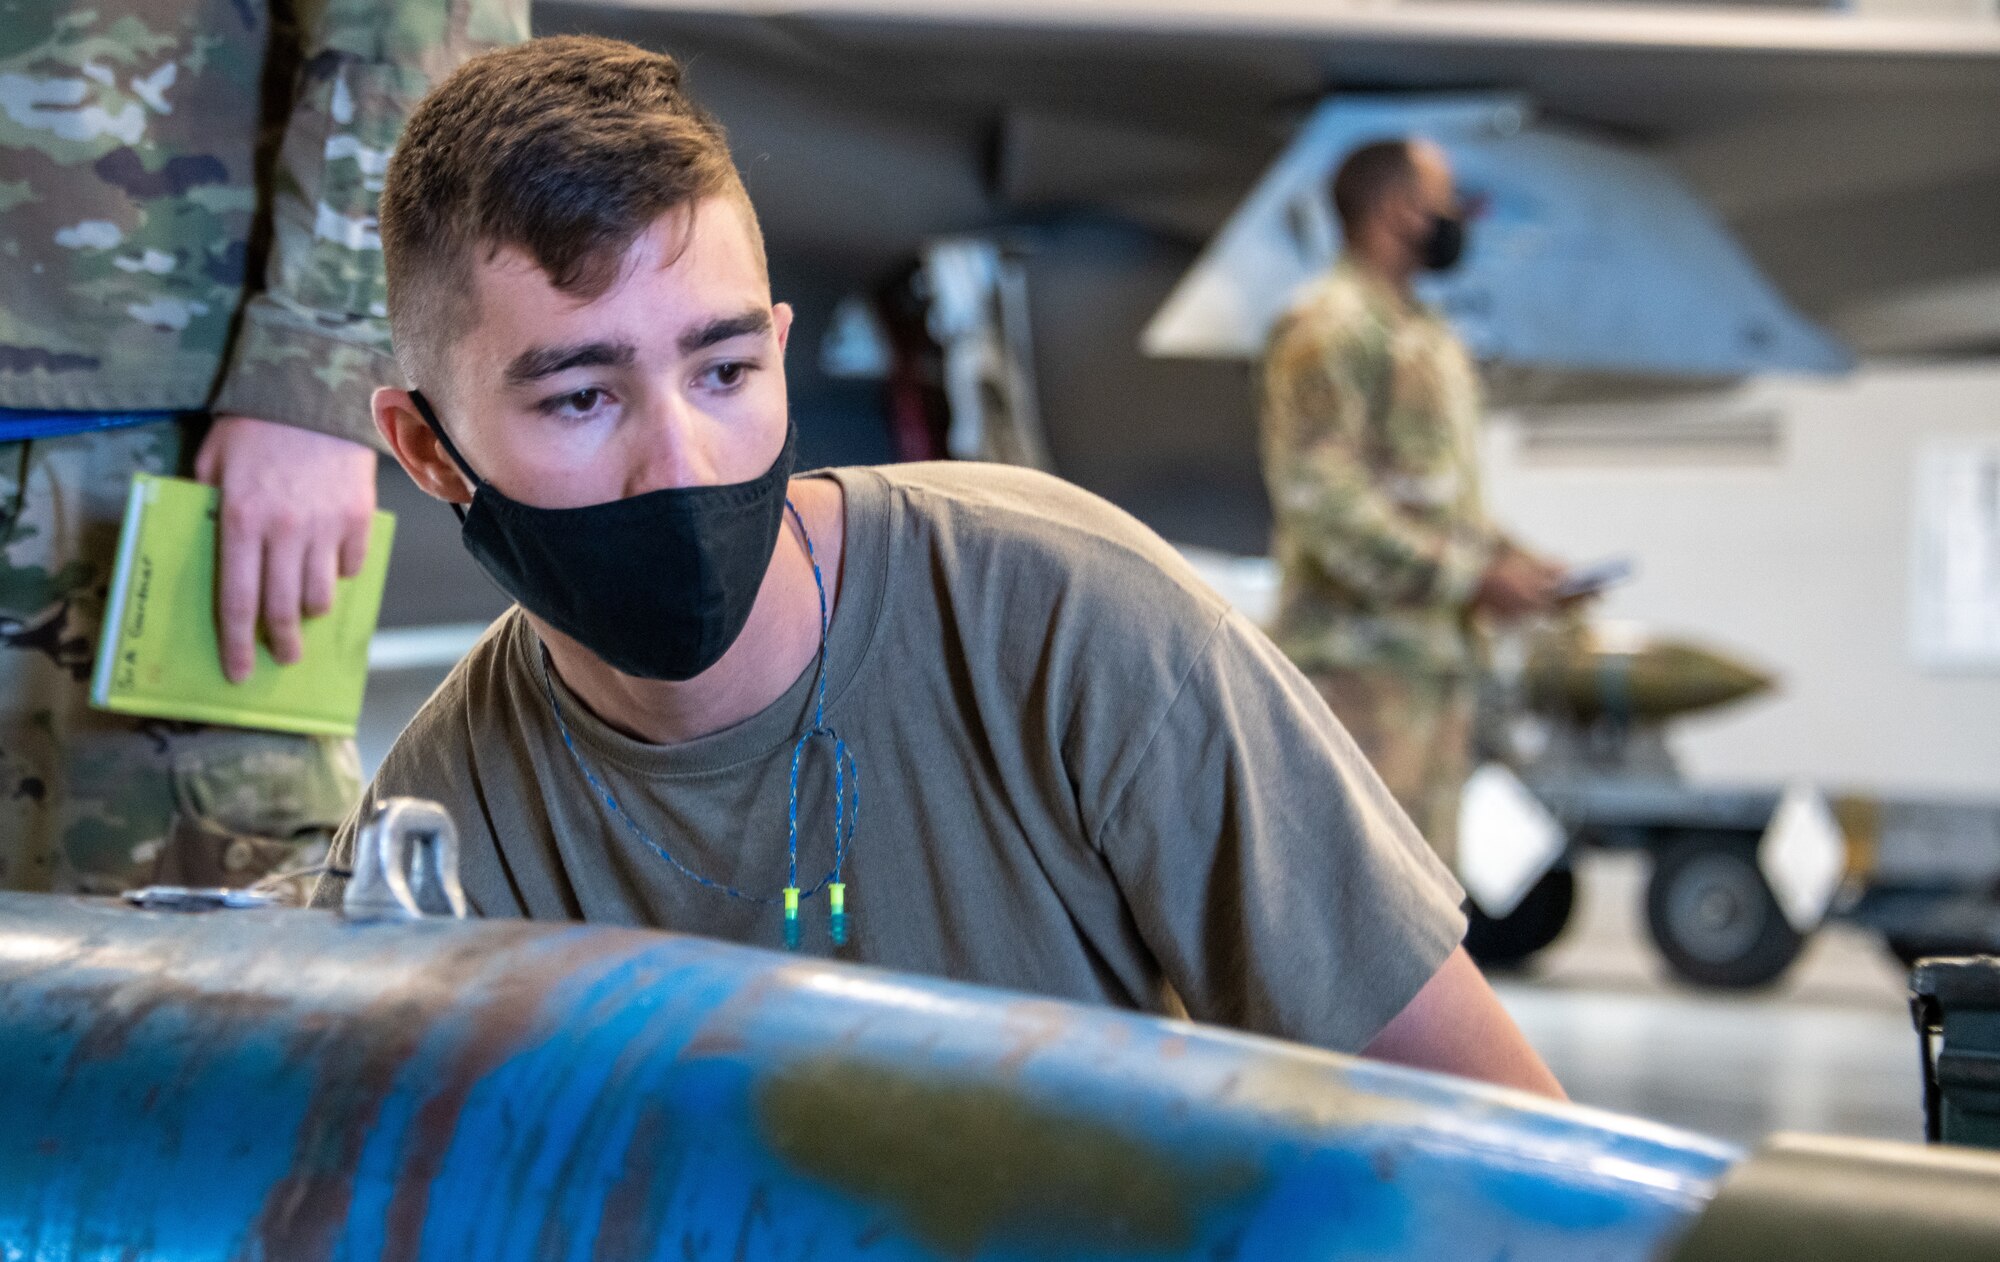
[90,473,396,737]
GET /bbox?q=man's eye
[709,361,755,390]
[539,388,605,417]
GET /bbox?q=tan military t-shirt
[324,463,1465,1052]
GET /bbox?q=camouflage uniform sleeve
[210,0,530,449]
[1260,308,1498,611]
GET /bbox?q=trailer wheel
[1465,868,1576,969]
[1646,836,1803,989]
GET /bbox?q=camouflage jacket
[0,0,528,448]
[1258,258,1504,678]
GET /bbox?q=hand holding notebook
[91,474,395,737]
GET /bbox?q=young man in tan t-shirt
[326,34,1562,1098]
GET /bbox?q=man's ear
[773,301,794,354]
[372,386,474,505]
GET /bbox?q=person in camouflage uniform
[0,0,527,896]
[1260,139,1568,870]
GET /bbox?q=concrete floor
[1493,852,1921,1148]
[360,663,1927,1153]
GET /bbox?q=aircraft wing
[545,0,2000,357]
[1141,94,1853,375]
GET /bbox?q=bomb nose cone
[1524,623,1775,721]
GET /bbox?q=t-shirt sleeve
[1093,607,1468,1052]
[306,797,365,909]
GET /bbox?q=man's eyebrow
[678,309,771,357]
[504,340,636,386]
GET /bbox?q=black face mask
[410,391,796,681]
[1420,212,1468,273]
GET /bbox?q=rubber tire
[1464,867,1576,970]
[1645,836,1804,989]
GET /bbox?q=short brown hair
[1330,139,1416,238]
[379,35,759,392]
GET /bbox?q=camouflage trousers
[0,418,360,898]
[1310,667,1476,872]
